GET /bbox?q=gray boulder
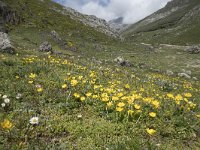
[39,41,53,53]
[0,32,15,54]
[114,56,132,67]
[166,70,174,76]
[178,73,191,79]
[50,30,61,42]
[186,45,200,54]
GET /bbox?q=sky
[54,0,171,24]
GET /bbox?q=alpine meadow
[0,0,200,149]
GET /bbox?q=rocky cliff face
[0,1,21,32]
[108,17,128,33]
[51,5,120,38]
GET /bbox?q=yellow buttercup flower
[1,119,13,129]
[125,84,130,89]
[74,93,80,98]
[62,84,67,89]
[134,104,141,110]
[149,112,156,118]
[151,100,160,108]
[146,128,156,135]
[107,102,113,107]
[184,93,192,98]
[196,114,200,118]
[28,81,33,84]
[29,73,36,79]
[117,102,125,107]
[71,79,78,86]
[128,110,134,115]
[15,75,20,79]
[116,107,124,112]
[37,88,43,92]
[86,93,92,97]
[112,96,119,101]
[80,96,86,101]
[167,93,174,99]
[175,94,183,101]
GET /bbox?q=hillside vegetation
[0,0,200,149]
[123,0,200,45]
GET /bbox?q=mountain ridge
[122,0,200,45]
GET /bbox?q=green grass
[0,47,200,149]
[1,0,200,149]
[123,0,200,45]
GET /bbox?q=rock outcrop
[0,32,15,54]
[114,56,132,67]
[51,6,119,38]
[186,45,200,54]
[39,41,53,53]
[0,1,21,29]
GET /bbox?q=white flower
[77,114,82,118]
[1,103,5,108]
[29,117,39,125]
[4,98,10,104]
[2,95,7,99]
[16,93,22,99]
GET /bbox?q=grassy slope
[123,0,200,45]
[1,50,200,149]
[2,0,119,51]
[0,0,200,149]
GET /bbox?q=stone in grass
[178,73,191,79]
[114,56,132,67]
[0,32,15,54]
[39,41,53,53]
[186,45,200,54]
[166,70,174,76]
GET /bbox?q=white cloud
[61,0,171,24]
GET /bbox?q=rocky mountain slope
[123,0,200,45]
[0,0,121,52]
[52,3,119,38]
[108,17,128,32]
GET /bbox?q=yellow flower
[102,97,109,102]
[117,93,124,97]
[112,96,119,101]
[86,93,92,97]
[196,114,200,118]
[125,84,130,89]
[116,107,124,112]
[128,99,134,105]
[80,96,86,101]
[107,102,113,107]
[117,102,125,107]
[146,128,156,135]
[62,84,67,89]
[92,95,98,99]
[184,93,192,98]
[78,76,83,80]
[15,75,20,79]
[149,112,156,118]
[74,93,80,98]
[128,110,134,115]
[1,119,13,129]
[37,88,43,92]
[151,100,160,108]
[71,79,78,86]
[29,73,36,79]
[28,81,33,84]
[167,93,174,99]
[134,104,141,110]
[175,94,183,101]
